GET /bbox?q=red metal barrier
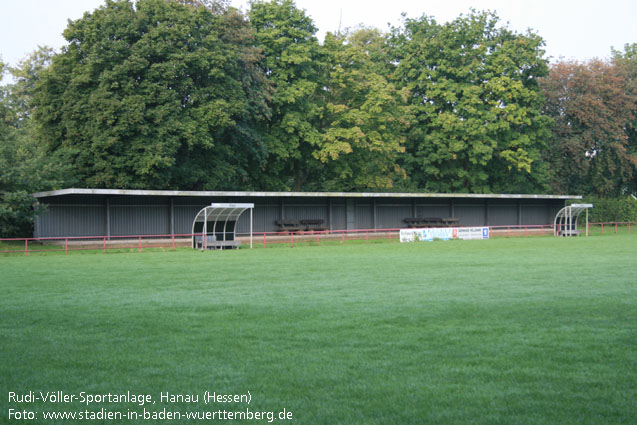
[2,222,635,256]
[588,221,635,237]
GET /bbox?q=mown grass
[1,235,635,424]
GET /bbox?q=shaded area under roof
[32,188,574,238]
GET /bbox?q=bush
[0,191,39,237]
[581,197,637,223]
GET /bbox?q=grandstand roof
[33,188,581,200]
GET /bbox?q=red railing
[255,227,402,249]
[588,221,633,236]
[1,222,634,256]
[0,233,195,255]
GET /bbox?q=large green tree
[1,49,72,236]
[317,29,408,190]
[34,0,269,190]
[248,0,324,190]
[250,1,408,191]
[540,59,637,196]
[612,43,637,196]
[391,11,551,193]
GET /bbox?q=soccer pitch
[1,236,635,424]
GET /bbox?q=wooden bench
[403,217,460,227]
[276,219,303,233]
[404,217,442,227]
[441,217,460,226]
[300,219,328,232]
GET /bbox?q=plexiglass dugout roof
[192,203,255,223]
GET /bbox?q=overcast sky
[1,0,635,68]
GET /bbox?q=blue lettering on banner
[423,228,453,241]
[482,228,490,239]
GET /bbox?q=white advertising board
[422,227,454,241]
[456,227,490,240]
[399,227,490,243]
[399,229,423,243]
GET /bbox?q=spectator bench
[300,219,328,232]
[276,219,328,233]
[403,217,460,228]
[275,220,304,233]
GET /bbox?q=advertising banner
[399,227,490,243]
[399,229,424,243]
[422,227,454,241]
[457,227,490,240]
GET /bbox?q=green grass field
[1,235,635,424]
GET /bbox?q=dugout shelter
[191,203,254,250]
[554,203,593,237]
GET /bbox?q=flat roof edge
[32,188,582,200]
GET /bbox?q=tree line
[1,0,636,235]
